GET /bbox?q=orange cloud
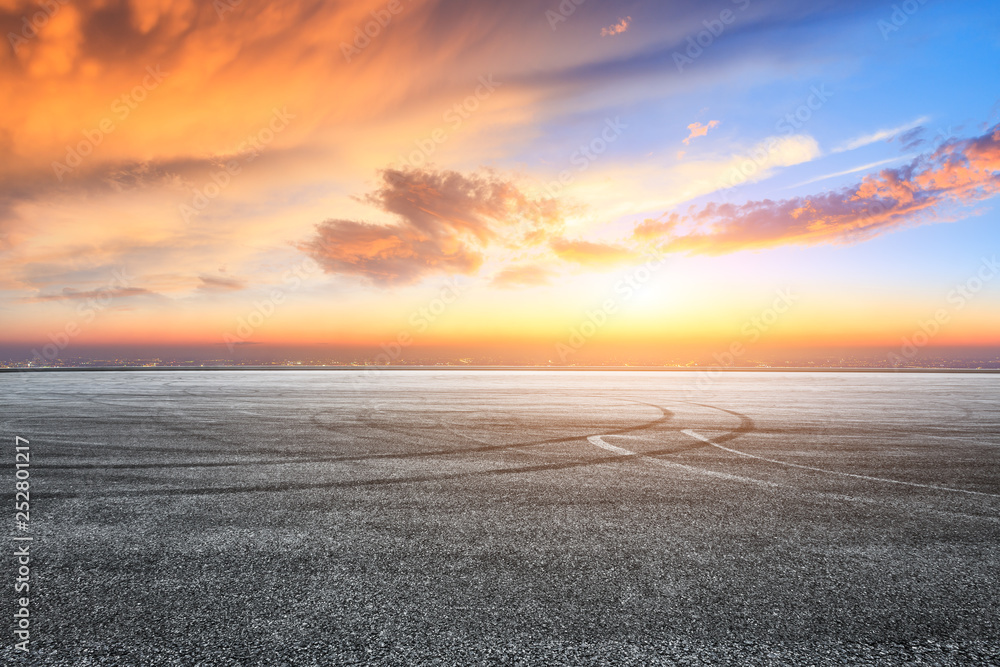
[19,287,154,303]
[549,238,637,266]
[600,16,631,37]
[638,124,1000,254]
[303,219,483,286]
[683,120,720,145]
[302,168,563,285]
[197,275,245,292]
[491,265,554,288]
[633,213,679,240]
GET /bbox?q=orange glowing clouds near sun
[1,0,999,362]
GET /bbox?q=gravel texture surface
[2,370,999,665]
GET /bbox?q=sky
[0,0,998,364]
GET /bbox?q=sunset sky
[1,0,998,363]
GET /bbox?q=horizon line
[3,366,999,374]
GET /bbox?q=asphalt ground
[1,370,999,665]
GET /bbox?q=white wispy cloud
[787,155,915,189]
[832,116,930,153]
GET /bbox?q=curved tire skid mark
[683,429,1000,499]
[40,444,693,498]
[34,401,765,497]
[678,401,756,444]
[248,401,677,465]
[37,402,679,497]
[588,435,779,488]
[39,402,675,472]
[583,400,770,486]
[11,400,675,471]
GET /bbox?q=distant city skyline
[3,344,1000,370]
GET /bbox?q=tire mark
[683,429,1000,499]
[30,442,709,499]
[28,402,728,498]
[588,435,779,488]
[30,401,676,471]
